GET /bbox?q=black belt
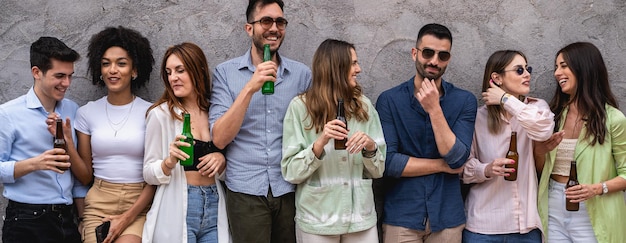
[8,200,73,213]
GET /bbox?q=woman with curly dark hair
[54,26,156,243]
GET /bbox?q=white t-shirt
[75,96,151,183]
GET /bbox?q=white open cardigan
[142,103,231,243]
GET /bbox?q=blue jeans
[462,228,541,243]
[186,184,219,243]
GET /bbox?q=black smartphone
[95,221,110,243]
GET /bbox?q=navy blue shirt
[375,77,477,232]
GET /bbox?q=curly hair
[87,26,154,93]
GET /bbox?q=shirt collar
[25,87,45,110]
[237,48,288,78]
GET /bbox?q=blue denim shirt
[0,87,87,204]
[209,49,311,197]
[375,77,477,232]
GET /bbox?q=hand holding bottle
[245,61,277,93]
[165,134,192,169]
[484,158,516,178]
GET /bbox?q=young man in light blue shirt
[0,36,83,242]
[209,0,311,242]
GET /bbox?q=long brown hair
[482,50,527,134]
[148,42,211,120]
[303,39,368,133]
[550,42,617,145]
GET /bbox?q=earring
[132,75,137,80]
[99,75,103,81]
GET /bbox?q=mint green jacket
[538,105,626,243]
[281,95,386,235]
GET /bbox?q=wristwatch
[601,182,608,195]
[500,93,511,105]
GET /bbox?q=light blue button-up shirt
[0,87,86,204]
[210,49,312,197]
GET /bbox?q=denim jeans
[462,228,541,243]
[186,184,219,243]
[547,179,597,243]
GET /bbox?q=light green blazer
[538,105,626,243]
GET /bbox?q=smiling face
[246,3,285,56]
[412,34,452,81]
[554,53,577,96]
[495,54,531,97]
[165,54,196,101]
[101,46,136,94]
[348,48,361,88]
[32,58,74,108]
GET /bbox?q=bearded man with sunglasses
[375,23,477,242]
[209,0,312,242]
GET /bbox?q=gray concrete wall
[1,0,625,238]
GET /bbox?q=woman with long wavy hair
[534,42,626,243]
[281,39,386,242]
[142,42,229,243]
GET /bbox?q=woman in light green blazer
[534,42,626,243]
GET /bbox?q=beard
[415,60,446,81]
[252,28,283,57]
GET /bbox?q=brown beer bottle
[566,160,580,211]
[53,118,69,171]
[334,98,347,150]
[504,131,518,181]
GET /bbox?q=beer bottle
[566,160,580,211]
[53,118,69,171]
[334,98,347,150]
[180,113,194,166]
[261,44,274,95]
[504,131,518,181]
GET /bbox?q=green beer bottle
[180,113,194,166]
[261,44,274,95]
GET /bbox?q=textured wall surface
[0,0,625,238]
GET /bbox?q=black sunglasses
[504,66,533,75]
[248,17,288,30]
[416,48,451,62]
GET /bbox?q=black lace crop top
[183,139,225,171]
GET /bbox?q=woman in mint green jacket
[535,42,626,243]
[281,39,385,243]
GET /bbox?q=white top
[553,138,577,176]
[75,96,151,183]
[142,103,231,243]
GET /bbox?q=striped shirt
[463,97,554,235]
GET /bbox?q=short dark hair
[417,23,453,46]
[87,26,154,93]
[246,0,284,22]
[30,37,80,74]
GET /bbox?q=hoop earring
[99,75,103,81]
